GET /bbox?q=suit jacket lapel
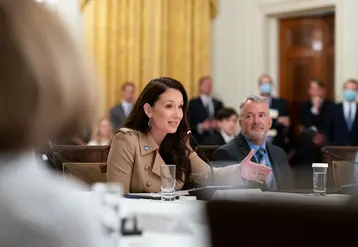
[138,131,163,177]
[235,133,258,163]
[353,103,358,128]
[118,103,126,118]
[339,104,350,131]
[236,133,271,190]
[266,143,279,179]
[219,134,226,145]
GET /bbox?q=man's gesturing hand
[239,149,272,184]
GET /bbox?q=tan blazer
[106,128,243,193]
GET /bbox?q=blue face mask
[344,89,357,102]
[259,84,272,94]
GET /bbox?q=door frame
[258,0,336,97]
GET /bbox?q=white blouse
[0,152,108,247]
[88,140,110,146]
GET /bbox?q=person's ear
[143,103,153,118]
[268,117,272,129]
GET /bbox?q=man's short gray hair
[239,95,269,118]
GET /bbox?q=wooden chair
[63,162,107,185]
[50,145,110,185]
[322,146,358,189]
[331,161,356,188]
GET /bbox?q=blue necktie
[256,148,265,164]
[347,104,353,131]
[256,148,276,190]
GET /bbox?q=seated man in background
[213,95,293,191]
[203,107,238,146]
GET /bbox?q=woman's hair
[90,118,113,144]
[124,77,191,182]
[0,0,97,151]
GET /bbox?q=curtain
[82,0,217,116]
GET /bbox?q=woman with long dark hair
[107,77,268,193]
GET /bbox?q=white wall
[212,0,358,109]
[46,0,83,42]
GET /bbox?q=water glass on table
[312,163,328,195]
[161,164,176,201]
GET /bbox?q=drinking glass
[161,164,176,201]
[312,163,328,195]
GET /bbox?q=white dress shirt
[88,140,110,146]
[220,130,235,143]
[0,152,108,247]
[310,99,323,115]
[200,94,214,118]
[343,100,357,123]
[121,100,133,117]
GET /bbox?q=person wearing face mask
[258,74,291,152]
[327,79,358,146]
[213,95,293,191]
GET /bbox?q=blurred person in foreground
[0,1,106,246]
[213,95,293,191]
[106,77,271,194]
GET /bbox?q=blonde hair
[0,0,97,150]
[90,118,113,144]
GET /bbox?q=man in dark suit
[296,80,333,164]
[203,107,238,146]
[188,76,224,145]
[213,95,293,190]
[327,79,358,146]
[109,82,135,131]
[258,74,291,152]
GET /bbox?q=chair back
[332,160,356,188]
[322,146,358,188]
[63,162,107,185]
[50,145,110,185]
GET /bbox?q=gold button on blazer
[106,128,243,194]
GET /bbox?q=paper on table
[135,213,194,235]
[128,186,233,198]
[212,189,263,199]
[128,190,190,198]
